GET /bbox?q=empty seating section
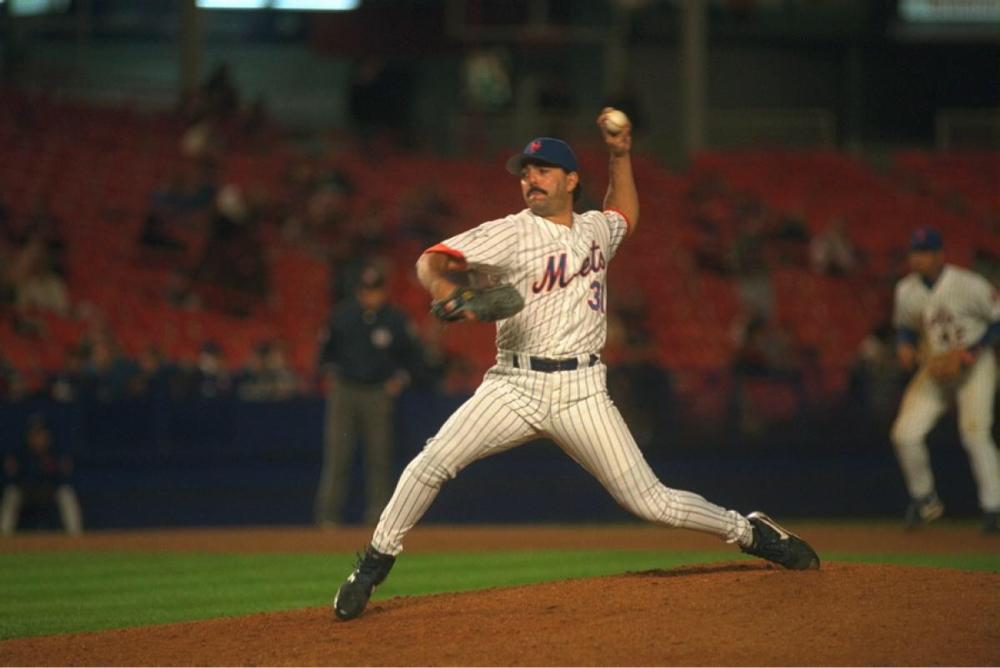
[2,94,995,405]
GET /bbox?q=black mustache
[528,187,547,196]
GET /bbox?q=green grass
[1,549,998,640]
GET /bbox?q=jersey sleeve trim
[896,326,919,346]
[424,243,466,262]
[604,208,632,235]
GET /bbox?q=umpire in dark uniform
[314,264,423,526]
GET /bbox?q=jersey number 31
[588,281,605,313]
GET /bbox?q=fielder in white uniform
[332,109,820,622]
[891,226,1000,533]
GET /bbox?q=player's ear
[567,170,580,194]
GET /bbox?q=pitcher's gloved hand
[431,284,525,322]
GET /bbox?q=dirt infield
[3,524,999,666]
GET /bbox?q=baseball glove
[431,284,525,322]
[925,349,970,380]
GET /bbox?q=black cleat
[902,493,944,531]
[333,545,396,621]
[982,511,1000,535]
[741,511,820,570]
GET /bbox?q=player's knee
[405,448,455,488]
[890,420,919,450]
[618,482,673,525]
[958,421,993,451]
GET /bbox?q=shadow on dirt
[628,560,776,578]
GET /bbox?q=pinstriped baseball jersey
[334,133,822,623]
[432,208,629,358]
[367,204,756,558]
[891,263,1000,512]
[893,264,1000,355]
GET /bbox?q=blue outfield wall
[0,390,986,529]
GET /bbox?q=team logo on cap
[528,140,542,154]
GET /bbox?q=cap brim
[505,154,525,175]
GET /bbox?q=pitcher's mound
[3,561,998,666]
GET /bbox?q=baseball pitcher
[891,226,1000,533]
[333,109,820,622]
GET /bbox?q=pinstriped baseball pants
[371,361,752,556]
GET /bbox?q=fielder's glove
[431,284,525,322]
[925,349,973,380]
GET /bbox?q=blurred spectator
[314,264,424,525]
[181,62,240,128]
[397,185,456,246]
[353,199,391,252]
[687,173,734,275]
[202,62,240,120]
[693,219,731,275]
[731,316,802,380]
[139,211,187,254]
[846,320,905,428]
[263,340,301,400]
[9,234,69,316]
[411,319,454,391]
[320,197,394,306]
[768,208,811,267]
[235,340,302,401]
[140,162,219,255]
[190,184,269,316]
[605,293,674,450]
[1,414,83,536]
[731,209,774,320]
[729,316,805,434]
[47,345,89,403]
[810,216,858,277]
[131,346,179,401]
[160,161,220,216]
[176,341,231,400]
[234,343,269,401]
[328,239,365,305]
[181,119,223,163]
[282,170,354,252]
[81,337,140,402]
[18,196,67,275]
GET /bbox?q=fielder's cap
[358,265,385,290]
[910,226,943,251]
[505,137,579,175]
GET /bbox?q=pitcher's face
[520,163,577,217]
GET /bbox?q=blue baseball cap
[505,137,579,175]
[910,226,943,251]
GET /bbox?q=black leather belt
[513,354,599,373]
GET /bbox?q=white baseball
[604,109,629,135]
